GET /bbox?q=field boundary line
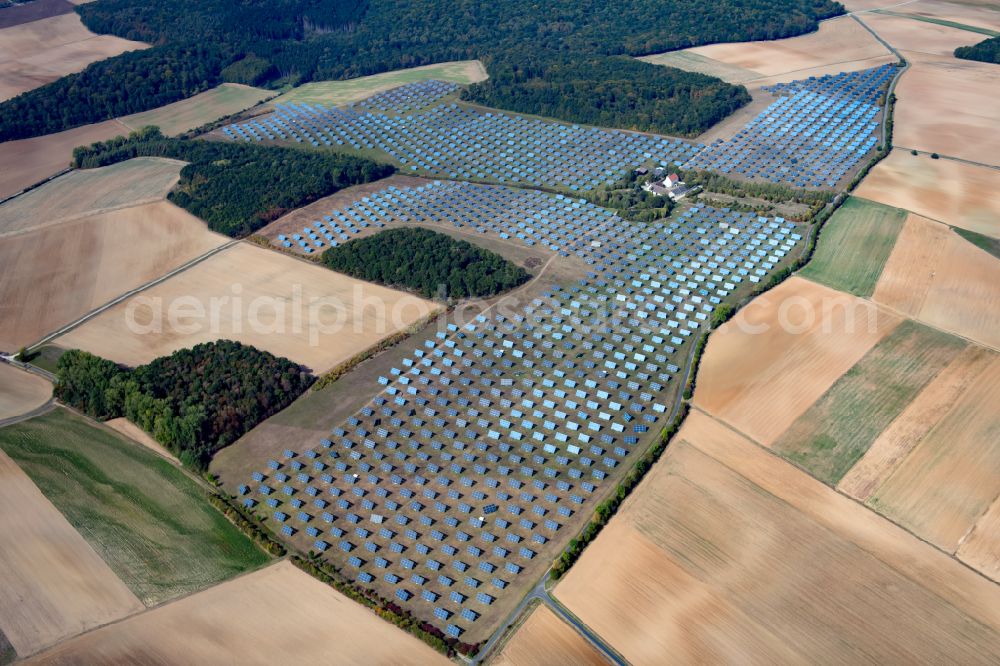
[21,555,289,662]
[0,198,174,240]
[739,54,896,84]
[794,273,1000,354]
[892,147,1000,172]
[24,239,239,352]
[847,0,919,15]
[688,404,1000,597]
[953,488,1000,556]
[541,594,630,666]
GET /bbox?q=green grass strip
[872,10,1000,36]
[773,320,967,484]
[0,409,269,605]
[800,196,907,297]
[953,226,1000,260]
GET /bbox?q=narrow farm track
[0,397,55,430]
[25,239,240,351]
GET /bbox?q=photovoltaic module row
[241,203,803,638]
[685,64,894,187]
[277,180,618,258]
[221,86,703,191]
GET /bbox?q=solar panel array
[354,79,460,113]
[684,64,894,187]
[221,87,702,191]
[242,203,802,637]
[275,180,621,257]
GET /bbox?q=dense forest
[955,36,1000,64]
[322,227,531,299]
[73,128,394,237]
[0,0,843,140]
[462,55,752,137]
[0,44,232,141]
[55,342,313,469]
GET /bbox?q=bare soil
[0,201,226,350]
[55,242,441,373]
[0,362,50,420]
[872,213,1000,349]
[491,605,607,666]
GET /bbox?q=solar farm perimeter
[206,62,898,643]
[219,64,894,194]
[235,198,805,641]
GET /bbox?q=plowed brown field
[27,561,449,665]
[694,277,900,445]
[854,150,1000,237]
[872,213,1000,349]
[556,410,1000,665]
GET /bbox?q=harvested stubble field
[491,605,607,666]
[0,119,130,200]
[867,354,1000,557]
[893,52,1000,166]
[880,0,1000,32]
[0,12,146,101]
[103,417,180,465]
[119,83,273,137]
[771,319,967,483]
[0,200,226,350]
[27,560,451,665]
[641,17,889,84]
[55,242,441,373]
[838,343,995,501]
[871,213,1000,349]
[854,150,1000,237]
[863,11,986,55]
[693,277,901,446]
[0,157,183,236]
[799,196,907,297]
[0,408,269,607]
[555,410,1000,665]
[0,362,50,421]
[270,60,488,108]
[958,495,1000,582]
[0,446,142,658]
[637,50,763,84]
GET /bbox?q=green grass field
[0,409,269,606]
[0,627,15,666]
[800,196,908,297]
[272,60,487,107]
[120,83,274,136]
[954,226,1000,260]
[872,10,1000,37]
[773,320,967,484]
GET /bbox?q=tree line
[54,341,313,469]
[0,0,843,140]
[955,36,1000,64]
[462,54,751,137]
[72,127,395,237]
[321,227,531,299]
